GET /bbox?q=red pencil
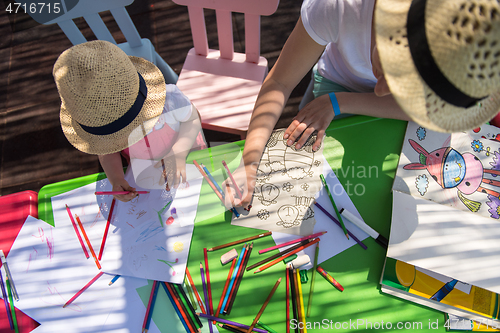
[286,264,290,333]
[317,266,344,291]
[222,160,242,200]
[216,258,237,318]
[193,160,224,203]
[225,243,252,315]
[94,191,149,195]
[75,214,101,270]
[142,280,159,333]
[65,204,89,259]
[98,198,115,261]
[254,238,320,273]
[186,266,205,314]
[203,248,214,318]
[63,271,104,308]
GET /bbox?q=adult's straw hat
[375,0,500,132]
[53,40,166,155]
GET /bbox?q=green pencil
[306,243,319,317]
[320,174,349,239]
[6,279,19,333]
[258,320,278,333]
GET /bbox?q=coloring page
[232,129,324,235]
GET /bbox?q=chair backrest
[24,0,142,47]
[172,0,279,63]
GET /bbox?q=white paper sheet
[50,164,202,283]
[388,191,500,294]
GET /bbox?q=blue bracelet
[328,92,341,117]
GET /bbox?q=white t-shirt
[301,0,377,93]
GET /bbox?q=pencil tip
[345,234,349,240]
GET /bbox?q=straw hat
[53,40,166,155]
[375,0,500,132]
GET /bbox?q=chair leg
[155,52,178,84]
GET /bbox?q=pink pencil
[98,198,116,261]
[222,160,242,200]
[66,204,89,259]
[95,191,149,195]
[258,231,327,254]
[63,271,104,308]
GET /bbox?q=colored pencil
[313,202,367,250]
[218,323,245,333]
[216,258,236,318]
[306,243,319,317]
[288,266,299,333]
[66,204,90,259]
[254,238,320,273]
[193,160,239,217]
[258,231,327,254]
[63,271,104,308]
[168,282,198,332]
[0,250,18,301]
[208,231,272,252]
[0,268,13,330]
[143,280,159,333]
[175,282,203,330]
[186,266,206,314]
[200,262,213,333]
[245,278,282,333]
[162,282,191,333]
[94,191,149,195]
[75,214,101,270]
[203,248,214,321]
[247,239,315,272]
[220,245,246,313]
[320,174,348,239]
[225,243,253,314]
[222,160,242,199]
[317,266,344,291]
[197,313,267,333]
[286,264,290,333]
[5,278,18,333]
[108,274,121,286]
[98,198,116,260]
[185,277,197,311]
[296,269,307,333]
[258,321,278,333]
[201,163,240,217]
[339,208,388,248]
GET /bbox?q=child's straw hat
[53,40,166,154]
[375,0,500,132]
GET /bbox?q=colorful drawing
[404,139,500,214]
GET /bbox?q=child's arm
[98,153,138,202]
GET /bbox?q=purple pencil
[0,269,13,330]
[200,262,213,333]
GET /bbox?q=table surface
[35,115,449,333]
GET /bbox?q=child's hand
[223,164,256,210]
[111,179,138,202]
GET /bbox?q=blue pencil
[0,269,13,330]
[220,244,246,313]
[201,164,240,217]
[200,262,213,333]
[162,282,190,333]
[108,275,121,286]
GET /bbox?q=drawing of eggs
[259,183,280,206]
[277,205,300,228]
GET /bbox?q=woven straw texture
[53,40,166,155]
[375,0,500,132]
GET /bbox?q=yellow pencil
[296,269,307,333]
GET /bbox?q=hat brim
[60,56,166,155]
[375,0,500,133]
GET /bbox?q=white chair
[25,0,177,84]
[171,0,280,139]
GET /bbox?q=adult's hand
[283,94,334,151]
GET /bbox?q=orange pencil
[65,204,89,259]
[75,214,101,270]
[222,160,242,199]
[98,198,116,261]
[216,258,237,318]
[193,160,223,203]
[63,271,104,308]
[164,282,197,333]
[186,266,206,314]
[317,266,344,291]
[254,238,320,274]
[245,278,282,333]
